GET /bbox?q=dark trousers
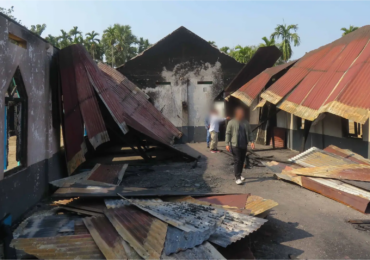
[232,146,247,179]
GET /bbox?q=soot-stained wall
[0,14,64,222]
[117,26,243,142]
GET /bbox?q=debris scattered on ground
[268,145,370,213]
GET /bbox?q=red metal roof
[231,60,297,106]
[261,26,370,123]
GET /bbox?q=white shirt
[209,114,226,133]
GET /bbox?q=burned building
[117,26,244,142]
[0,14,63,222]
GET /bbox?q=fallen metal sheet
[83,216,140,259]
[53,185,244,198]
[104,206,167,259]
[196,194,250,209]
[70,45,110,149]
[10,234,104,259]
[105,198,131,208]
[87,163,128,185]
[245,195,279,216]
[164,225,216,256]
[54,198,106,213]
[324,145,370,165]
[288,147,353,168]
[162,242,225,260]
[58,48,86,175]
[58,206,104,217]
[301,177,370,213]
[128,199,267,247]
[50,171,90,188]
[99,62,182,144]
[287,164,370,181]
[75,219,89,235]
[15,215,80,239]
[342,180,370,192]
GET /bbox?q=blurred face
[235,108,245,120]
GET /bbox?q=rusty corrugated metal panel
[87,163,127,185]
[261,26,370,124]
[70,45,110,149]
[10,234,104,259]
[128,199,267,247]
[231,60,297,106]
[50,171,90,187]
[104,206,167,259]
[196,194,249,209]
[83,216,140,259]
[58,47,86,175]
[225,46,281,94]
[245,195,279,216]
[287,164,370,181]
[99,62,182,141]
[162,242,225,260]
[288,147,353,167]
[323,145,370,165]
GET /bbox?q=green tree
[137,37,151,53]
[208,41,217,47]
[341,25,359,36]
[259,36,276,47]
[230,45,258,63]
[271,23,300,62]
[30,24,46,36]
[220,46,230,53]
[69,26,82,42]
[45,34,59,47]
[57,29,72,49]
[102,26,116,67]
[85,31,100,60]
[114,24,138,65]
[0,6,21,23]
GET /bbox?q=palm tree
[137,37,151,53]
[45,34,59,47]
[114,24,138,65]
[69,26,82,42]
[57,30,72,49]
[103,26,116,67]
[341,25,359,36]
[85,31,100,60]
[259,36,276,47]
[231,45,257,64]
[30,24,46,36]
[220,46,230,53]
[271,23,300,62]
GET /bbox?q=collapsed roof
[260,25,370,123]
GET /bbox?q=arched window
[4,67,27,173]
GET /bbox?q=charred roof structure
[117,26,244,142]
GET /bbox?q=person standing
[225,107,255,184]
[209,109,229,153]
[205,115,210,148]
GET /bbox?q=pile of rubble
[8,163,279,259]
[266,145,370,213]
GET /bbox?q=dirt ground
[121,141,370,259]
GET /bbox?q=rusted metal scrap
[104,206,167,259]
[87,163,128,185]
[162,242,226,260]
[83,216,140,259]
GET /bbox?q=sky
[1,1,369,60]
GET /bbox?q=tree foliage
[341,25,359,36]
[271,23,300,62]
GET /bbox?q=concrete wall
[0,15,64,222]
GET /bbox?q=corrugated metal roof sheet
[225,46,281,94]
[287,164,370,181]
[245,195,279,216]
[10,234,104,259]
[83,216,140,259]
[162,242,225,260]
[104,205,167,259]
[196,194,249,209]
[50,171,90,188]
[324,145,370,165]
[231,60,297,106]
[261,26,370,124]
[58,48,86,175]
[128,199,267,247]
[87,163,127,185]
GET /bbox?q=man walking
[209,109,229,153]
[225,107,255,184]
